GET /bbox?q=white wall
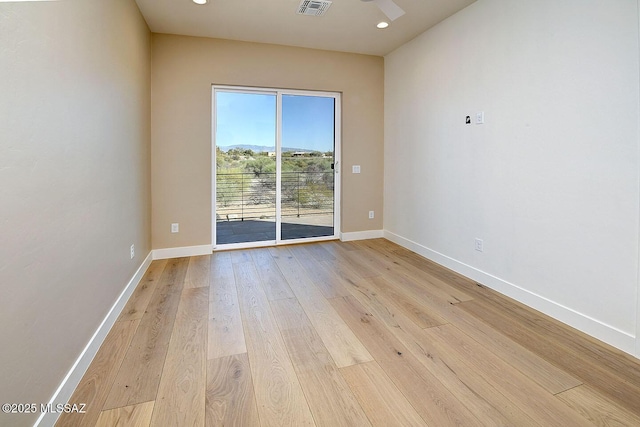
[384,0,640,357]
[0,1,151,425]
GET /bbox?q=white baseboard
[384,230,637,357]
[35,251,153,427]
[340,230,384,242]
[152,244,212,260]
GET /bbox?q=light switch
[476,111,485,124]
[352,165,361,174]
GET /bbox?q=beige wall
[151,34,384,249]
[0,0,151,425]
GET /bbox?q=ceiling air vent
[297,0,332,16]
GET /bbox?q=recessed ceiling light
[193,0,207,4]
[377,21,389,29]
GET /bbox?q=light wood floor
[56,239,640,426]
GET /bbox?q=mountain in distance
[220,144,322,153]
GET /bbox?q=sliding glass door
[281,94,336,241]
[213,87,340,248]
[214,91,277,244]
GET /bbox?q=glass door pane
[281,94,335,240]
[215,91,276,245]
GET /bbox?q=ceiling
[135,0,476,56]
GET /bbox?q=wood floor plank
[336,239,470,305]
[269,246,373,368]
[303,242,336,261]
[446,304,582,394]
[330,295,483,427]
[358,239,475,303]
[150,287,208,426]
[382,267,466,307]
[320,242,373,275]
[250,248,295,301]
[340,361,428,427]
[361,275,448,328]
[270,297,371,427]
[343,278,532,426]
[459,298,640,416]
[361,241,474,304]
[322,242,380,278]
[95,401,154,427]
[370,267,458,322]
[556,384,640,427]
[118,260,168,322]
[289,244,351,299]
[205,353,259,427]
[209,252,246,359]
[233,261,315,426]
[322,241,360,253]
[211,251,233,282]
[422,324,592,427]
[104,257,189,409]
[55,320,141,427]
[466,285,640,386]
[230,250,253,264]
[363,268,581,394]
[185,255,211,289]
[320,258,363,288]
[386,242,481,297]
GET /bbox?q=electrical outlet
[476,111,485,124]
[130,244,135,259]
[475,238,484,252]
[171,223,179,233]
[369,211,375,219]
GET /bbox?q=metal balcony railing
[216,171,334,221]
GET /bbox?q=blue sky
[215,91,335,152]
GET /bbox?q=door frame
[211,85,341,250]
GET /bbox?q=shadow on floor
[216,220,334,244]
